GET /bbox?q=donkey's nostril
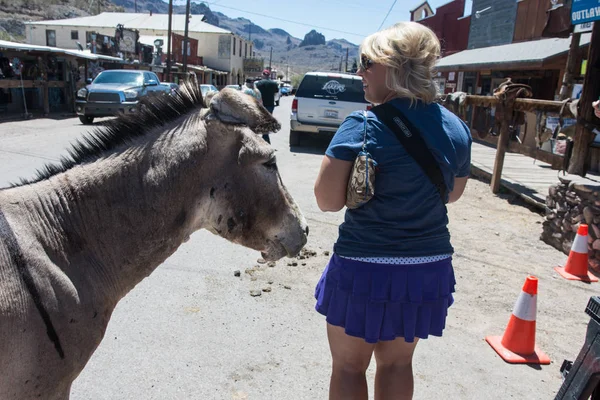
[304,226,309,236]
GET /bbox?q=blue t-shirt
[326,98,472,257]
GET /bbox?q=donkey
[0,84,308,400]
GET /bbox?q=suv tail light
[292,98,298,113]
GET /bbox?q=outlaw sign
[572,0,600,25]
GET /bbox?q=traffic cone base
[556,224,598,282]
[485,335,551,364]
[485,276,550,365]
[554,265,598,282]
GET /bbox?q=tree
[291,74,304,88]
[277,73,284,80]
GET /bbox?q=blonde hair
[360,22,440,104]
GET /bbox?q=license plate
[324,110,338,118]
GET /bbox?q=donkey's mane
[11,81,204,187]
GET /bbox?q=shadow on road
[289,134,331,155]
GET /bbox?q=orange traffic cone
[486,276,550,364]
[555,224,598,282]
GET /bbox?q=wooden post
[568,23,600,175]
[38,56,50,116]
[559,33,581,101]
[490,97,513,193]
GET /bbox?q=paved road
[0,95,591,399]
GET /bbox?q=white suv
[290,72,370,146]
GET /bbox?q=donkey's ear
[238,131,273,165]
[210,88,281,134]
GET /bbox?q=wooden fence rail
[441,92,577,194]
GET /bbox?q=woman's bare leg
[327,323,375,400]
[373,338,419,400]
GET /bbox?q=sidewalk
[470,140,600,209]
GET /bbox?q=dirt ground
[1,102,594,399]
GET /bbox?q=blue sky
[169,0,473,45]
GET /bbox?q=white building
[25,12,254,85]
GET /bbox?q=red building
[171,32,201,66]
[410,0,470,57]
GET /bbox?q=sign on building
[571,0,600,25]
[574,21,594,32]
[218,35,231,59]
[243,58,264,75]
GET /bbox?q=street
[0,95,595,400]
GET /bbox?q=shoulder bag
[345,111,377,209]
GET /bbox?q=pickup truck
[75,70,171,125]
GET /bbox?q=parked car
[289,72,370,146]
[280,84,292,96]
[200,84,219,97]
[224,84,242,90]
[161,82,180,95]
[75,70,170,125]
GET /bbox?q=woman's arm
[447,176,468,203]
[314,155,353,212]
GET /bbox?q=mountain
[0,0,359,77]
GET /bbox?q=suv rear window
[296,75,368,103]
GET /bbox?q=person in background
[255,69,279,144]
[313,21,472,400]
[243,77,262,101]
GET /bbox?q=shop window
[232,38,236,56]
[46,30,56,47]
[245,43,247,57]
[71,31,79,40]
[239,42,241,57]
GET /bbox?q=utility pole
[269,47,272,69]
[166,0,173,82]
[248,22,252,42]
[182,0,191,73]
[134,0,137,13]
[345,48,349,72]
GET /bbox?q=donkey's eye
[263,156,277,170]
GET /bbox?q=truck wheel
[79,115,94,125]
[289,130,300,146]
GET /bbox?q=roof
[436,34,591,70]
[0,39,124,62]
[410,1,432,13]
[27,12,231,34]
[305,71,361,79]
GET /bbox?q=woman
[313,22,472,400]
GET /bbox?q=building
[468,0,519,49]
[411,0,471,57]
[25,12,254,85]
[436,0,588,100]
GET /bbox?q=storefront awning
[0,39,125,62]
[174,62,228,75]
[436,34,591,71]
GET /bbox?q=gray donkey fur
[0,85,307,400]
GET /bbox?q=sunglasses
[359,54,374,71]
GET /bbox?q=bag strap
[360,110,368,152]
[370,102,448,203]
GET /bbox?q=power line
[378,0,398,31]
[201,1,370,39]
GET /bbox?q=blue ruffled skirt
[314,254,455,343]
